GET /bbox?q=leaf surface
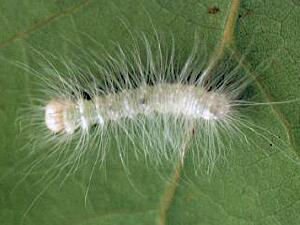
[0,0,300,225]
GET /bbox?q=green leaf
[1,0,300,225]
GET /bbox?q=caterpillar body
[45,83,230,134]
[19,32,293,180]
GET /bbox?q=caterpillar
[18,31,296,182]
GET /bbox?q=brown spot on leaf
[208,6,220,14]
[238,9,254,19]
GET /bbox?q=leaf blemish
[208,6,220,14]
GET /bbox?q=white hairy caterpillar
[17,30,297,190]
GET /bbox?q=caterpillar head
[45,99,77,134]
